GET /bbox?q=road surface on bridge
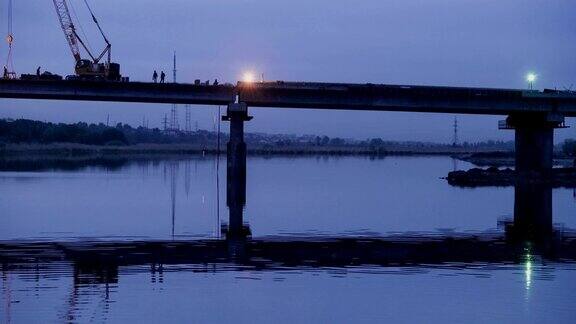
[2,79,576,116]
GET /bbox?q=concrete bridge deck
[2,79,576,116]
[0,79,236,106]
[239,81,576,116]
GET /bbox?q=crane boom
[51,0,121,81]
[52,0,81,62]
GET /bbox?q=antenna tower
[168,51,179,132]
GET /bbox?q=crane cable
[83,0,110,45]
[6,0,12,36]
[68,0,94,56]
[4,0,15,78]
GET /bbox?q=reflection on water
[0,156,132,172]
[2,226,576,322]
[1,156,576,323]
[169,161,178,238]
[451,156,459,172]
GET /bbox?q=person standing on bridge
[153,70,158,83]
[36,66,41,77]
[2,66,7,79]
[160,71,166,83]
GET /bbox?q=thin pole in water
[170,162,176,239]
[216,106,221,238]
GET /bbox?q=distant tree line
[0,119,128,145]
[2,118,570,155]
[0,119,222,146]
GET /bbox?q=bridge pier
[501,113,565,176]
[500,113,564,244]
[222,103,252,239]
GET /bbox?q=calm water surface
[1,155,575,323]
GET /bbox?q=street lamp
[526,73,537,90]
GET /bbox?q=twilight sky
[0,0,575,142]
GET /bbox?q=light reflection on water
[1,155,576,323]
[2,248,576,323]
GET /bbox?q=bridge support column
[222,103,252,239]
[501,113,565,177]
[501,113,564,244]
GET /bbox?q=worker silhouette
[153,70,158,83]
[36,66,41,77]
[3,66,7,79]
[160,71,166,83]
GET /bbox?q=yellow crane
[52,0,121,81]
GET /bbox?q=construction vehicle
[52,0,122,81]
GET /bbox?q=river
[1,155,575,323]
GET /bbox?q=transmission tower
[452,116,459,147]
[163,113,168,131]
[168,51,179,132]
[169,105,179,131]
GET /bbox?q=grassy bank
[0,142,511,157]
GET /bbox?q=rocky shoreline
[458,151,575,168]
[446,167,576,188]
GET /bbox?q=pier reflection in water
[1,156,576,322]
[511,182,553,242]
[1,207,575,322]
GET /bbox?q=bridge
[2,79,576,115]
[2,78,576,236]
